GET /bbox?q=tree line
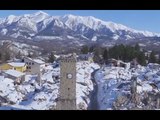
[0,51,11,63]
[80,44,160,66]
[1,43,159,66]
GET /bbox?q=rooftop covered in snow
[4,69,24,78]
[33,59,45,64]
[24,57,45,65]
[8,62,26,67]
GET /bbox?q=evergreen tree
[81,45,89,54]
[137,52,146,66]
[103,49,109,61]
[89,45,95,53]
[149,51,157,63]
[93,47,102,63]
[119,44,125,60]
[32,51,38,58]
[4,51,10,61]
[48,52,56,63]
[16,51,21,59]
[27,52,32,58]
[125,46,133,61]
[105,44,149,65]
[135,43,140,51]
[109,45,119,59]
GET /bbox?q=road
[88,69,100,110]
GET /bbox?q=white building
[108,58,130,69]
[3,69,25,84]
[23,57,45,74]
[155,54,159,60]
[77,53,93,63]
[144,51,152,57]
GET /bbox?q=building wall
[0,63,26,72]
[0,63,12,70]
[29,64,40,74]
[78,55,93,63]
[3,73,18,81]
[14,66,26,72]
[6,74,24,84]
[57,57,76,110]
[24,58,41,74]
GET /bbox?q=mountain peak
[29,11,49,23]
[7,15,17,20]
[61,14,78,20]
[63,14,76,17]
[5,15,19,25]
[34,11,49,16]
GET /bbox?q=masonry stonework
[57,56,77,110]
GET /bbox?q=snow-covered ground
[95,63,160,110]
[0,61,99,110]
[1,59,160,110]
[76,62,100,109]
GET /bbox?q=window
[26,62,28,65]
[29,62,31,65]
[68,88,70,97]
[27,66,31,69]
[32,63,34,65]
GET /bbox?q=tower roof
[60,56,77,62]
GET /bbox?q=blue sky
[0,10,160,33]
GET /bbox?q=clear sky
[0,10,160,33]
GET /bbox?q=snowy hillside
[0,61,100,110]
[0,40,42,56]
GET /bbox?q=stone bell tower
[56,55,77,110]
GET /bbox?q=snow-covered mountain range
[0,11,160,42]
